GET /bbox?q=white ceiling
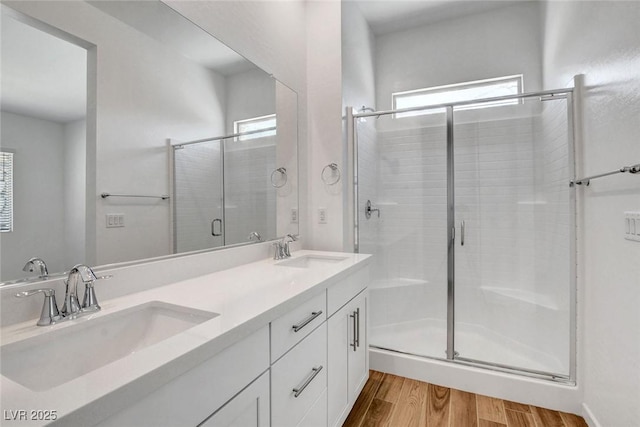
[354,0,532,35]
[1,13,87,123]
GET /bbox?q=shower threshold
[370,345,573,384]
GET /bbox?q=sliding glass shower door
[355,91,574,380]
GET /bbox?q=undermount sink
[0,301,218,391]
[277,254,348,269]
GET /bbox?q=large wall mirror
[0,1,298,283]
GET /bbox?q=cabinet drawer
[327,265,369,316]
[296,388,327,427]
[96,326,269,427]
[271,291,326,362]
[272,323,327,427]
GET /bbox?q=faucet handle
[273,242,285,260]
[81,274,112,312]
[16,288,61,326]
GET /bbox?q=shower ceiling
[354,0,534,35]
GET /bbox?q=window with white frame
[0,151,14,233]
[392,75,523,118]
[234,114,276,141]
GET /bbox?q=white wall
[225,68,275,133]
[543,2,640,426]
[63,119,87,267]
[375,2,543,112]
[0,112,66,280]
[306,0,344,251]
[342,2,377,251]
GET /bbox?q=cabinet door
[327,289,368,427]
[199,371,269,427]
[327,303,349,427]
[347,291,368,400]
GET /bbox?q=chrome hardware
[273,242,286,260]
[16,266,111,326]
[211,219,222,236]
[282,234,298,258]
[15,288,61,326]
[270,167,287,188]
[355,308,360,348]
[101,193,169,200]
[62,265,110,317]
[292,366,323,398]
[571,163,640,186]
[350,310,358,351]
[248,231,262,242]
[461,220,465,246]
[365,200,380,219]
[321,163,341,185]
[292,311,323,332]
[22,257,49,278]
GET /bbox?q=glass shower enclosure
[171,131,278,253]
[352,90,576,381]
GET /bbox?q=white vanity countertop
[0,250,371,426]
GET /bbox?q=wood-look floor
[343,371,588,427]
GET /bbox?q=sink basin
[277,255,348,269]
[0,301,218,391]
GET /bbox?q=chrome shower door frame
[350,87,578,383]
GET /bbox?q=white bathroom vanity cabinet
[0,251,370,427]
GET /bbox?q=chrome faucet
[62,264,99,317]
[273,241,286,260]
[248,231,262,242]
[273,234,298,260]
[282,234,298,258]
[16,264,111,326]
[22,257,49,278]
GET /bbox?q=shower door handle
[211,219,222,236]
[460,220,465,246]
[365,200,380,219]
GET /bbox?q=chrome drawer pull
[355,307,360,348]
[292,310,323,332]
[293,366,323,398]
[350,310,357,351]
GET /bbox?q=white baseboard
[582,403,602,427]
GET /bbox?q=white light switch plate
[318,208,327,224]
[106,214,125,228]
[624,212,640,242]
